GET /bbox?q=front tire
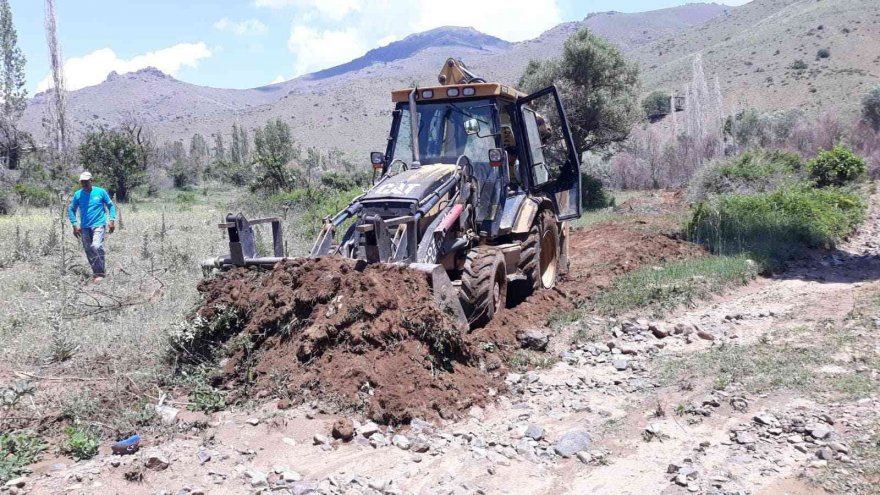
[460,247,507,329]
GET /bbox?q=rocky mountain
[49,1,880,160]
[629,0,880,115]
[305,26,512,81]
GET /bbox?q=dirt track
[22,193,880,494]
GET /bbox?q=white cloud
[37,42,212,92]
[287,25,365,76]
[270,74,286,84]
[214,18,268,36]
[253,0,362,20]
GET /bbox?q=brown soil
[196,257,490,424]
[192,220,703,425]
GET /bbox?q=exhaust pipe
[408,88,421,169]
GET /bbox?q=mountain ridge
[21,3,739,158]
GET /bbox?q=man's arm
[68,192,81,237]
[103,189,117,233]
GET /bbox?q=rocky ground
[5,194,880,495]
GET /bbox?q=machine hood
[363,164,458,203]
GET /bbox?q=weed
[60,391,99,423]
[61,425,100,461]
[1,382,35,427]
[176,367,228,413]
[115,401,157,433]
[507,350,558,370]
[652,402,666,418]
[0,431,45,483]
[831,374,877,399]
[168,306,244,364]
[48,322,78,363]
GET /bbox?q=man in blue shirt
[68,171,117,282]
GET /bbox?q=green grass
[688,184,866,262]
[662,341,823,392]
[594,255,759,316]
[548,255,758,327]
[570,189,641,230]
[660,322,879,397]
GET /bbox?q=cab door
[516,86,582,220]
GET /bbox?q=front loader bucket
[407,263,468,332]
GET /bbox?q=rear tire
[460,247,506,329]
[517,209,560,294]
[538,210,560,289]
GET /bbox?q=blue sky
[10,0,750,94]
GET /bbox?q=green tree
[252,119,299,192]
[0,0,29,169]
[212,132,225,161]
[78,129,147,201]
[229,123,250,166]
[641,91,671,119]
[519,28,640,154]
[189,133,209,181]
[862,85,880,131]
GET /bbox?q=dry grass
[0,184,315,439]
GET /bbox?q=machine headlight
[488,148,503,166]
[446,88,460,97]
[421,89,434,99]
[462,87,476,96]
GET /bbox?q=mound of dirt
[195,257,498,424]
[190,220,704,425]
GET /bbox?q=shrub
[320,171,370,192]
[61,426,99,461]
[862,85,880,131]
[641,91,671,119]
[807,145,867,187]
[688,184,866,260]
[581,172,614,210]
[168,160,198,189]
[690,149,803,200]
[0,431,44,483]
[816,48,831,59]
[790,59,808,71]
[12,183,53,207]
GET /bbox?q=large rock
[516,329,549,351]
[332,418,355,441]
[553,431,591,457]
[357,422,380,438]
[144,454,170,471]
[154,405,180,425]
[524,424,544,441]
[392,434,411,450]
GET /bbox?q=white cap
[79,171,92,181]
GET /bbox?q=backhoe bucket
[406,263,468,332]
